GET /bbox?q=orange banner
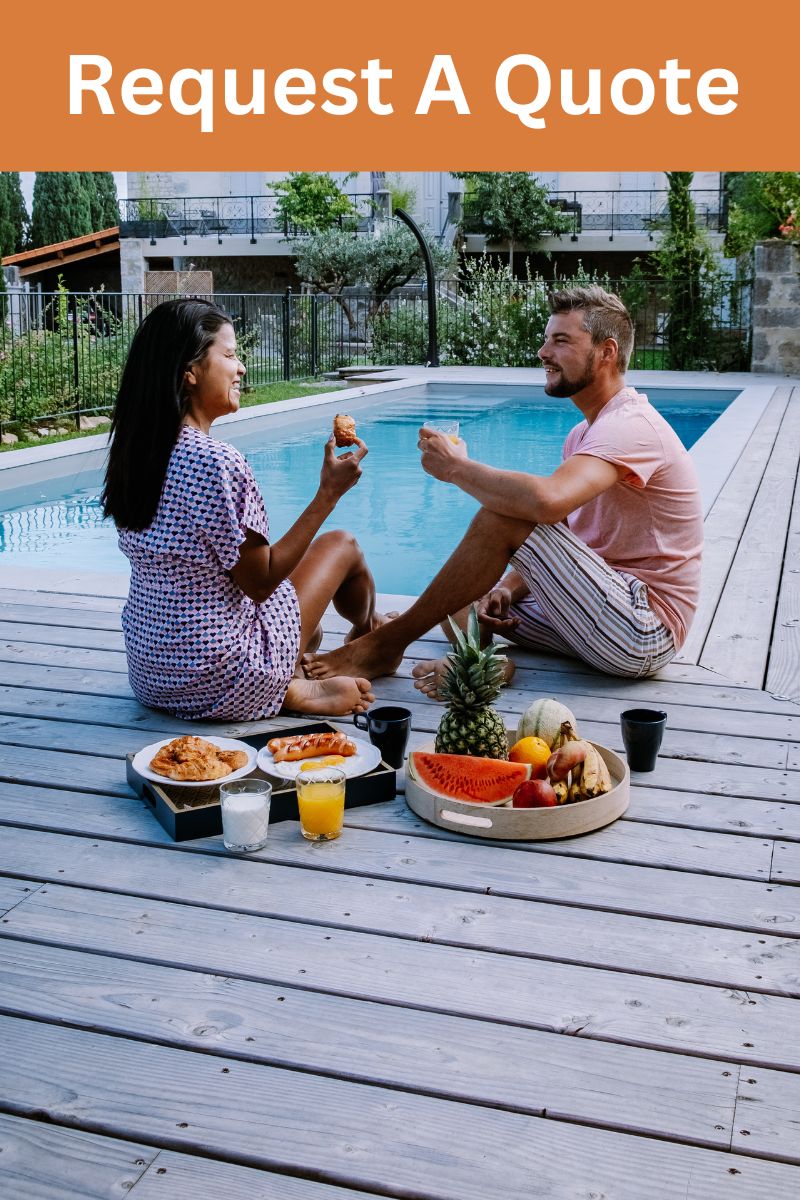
[2,1,796,169]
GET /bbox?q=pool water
[0,383,738,594]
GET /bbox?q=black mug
[620,708,667,772]
[354,705,412,769]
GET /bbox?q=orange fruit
[508,736,551,771]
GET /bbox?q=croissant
[333,413,357,447]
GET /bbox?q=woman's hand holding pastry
[319,434,368,502]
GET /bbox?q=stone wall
[751,239,800,375]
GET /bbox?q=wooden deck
[0,381,799,1198]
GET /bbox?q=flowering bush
[779,211,799,246]
[370,258,615,368]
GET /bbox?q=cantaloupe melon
[516,698,578,748]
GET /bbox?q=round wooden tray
[405,741,629,841]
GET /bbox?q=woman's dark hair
[102,298,233,530]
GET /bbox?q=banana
[580,743,613,798]
[579,743,602,797]
[552,780,569,805]
[568,761,584,803]
[551,720,580,752]
[594,749,613,794]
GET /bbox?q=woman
[102,297,380,720]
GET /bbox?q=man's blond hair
[548,286,634,373]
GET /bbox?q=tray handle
[140,783,157,809]
[437,806,495,830]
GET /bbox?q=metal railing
[119,194,376,244]
[461,189,727,240]
[0,278,753,434]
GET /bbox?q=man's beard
[543,351,596,397]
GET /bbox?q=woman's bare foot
[283,675,374,716]
[412,655,516,700]
[344,610,401,644]
[303,628,404,681]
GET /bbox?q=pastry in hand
[333,413,357,447]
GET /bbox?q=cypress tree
[0,173,28,292]
[92,172,120,228]
[30,172,94,247]
[0,172,28,254]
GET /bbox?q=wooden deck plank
[0,877,40,917]
[5,883,800,1069]
[5,639,800,720]
[766,399,800,703]
[1,677,798,742]
[0,622,756,697]
[771,841,800,884]
[733,1065,800,1165]
[1,727,792,803]
[0,620,126,651]
[0,771,779,887]
[1,811,796,940]
[129,1153,402,1199]
[0,699,792,789]
[700,387,800,687]
[3,1015,800,1200]
[679,386,792,665]
[0,1112,159,1200]
[0,938,739,1148]
[0,588,125,612]
[0,604,124,631]
[0,820,793,997]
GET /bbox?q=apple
[512,779,558,808]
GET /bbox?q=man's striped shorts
[505,522,676,679]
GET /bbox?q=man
[304,285,703,687]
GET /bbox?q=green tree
[658,172,722,370]
[273,172,358,233]
[293,223,453,326]
[0,172,28,255]
[724,172,800,258]
[362,223,454,313]
[81,172,120,229]
[455,172,571,274]
[30,173,93,247]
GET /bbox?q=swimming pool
[0,383,739,593]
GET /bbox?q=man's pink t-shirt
[563,386,703,650]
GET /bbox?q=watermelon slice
[409,752,530,803]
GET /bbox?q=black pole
[394,207,439,368]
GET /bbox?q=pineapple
[435,606,509,759]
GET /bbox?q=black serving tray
[126,720,397,842]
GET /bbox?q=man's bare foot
[344,610,401,644]
[412,655,517,700]
[303,629,404,681]
[283,675,374,716]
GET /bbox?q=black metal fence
[119,193,375,244]
[0,278,753,434]
[462,189,727,240]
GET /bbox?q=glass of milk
[219,778,272,852]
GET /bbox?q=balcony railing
[461,188,727,241]
[119,194,376,244]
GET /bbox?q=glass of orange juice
[423,420,460,443]
[295,766,346,841]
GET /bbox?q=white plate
[257,737,381,781]
[132,736,258,789]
